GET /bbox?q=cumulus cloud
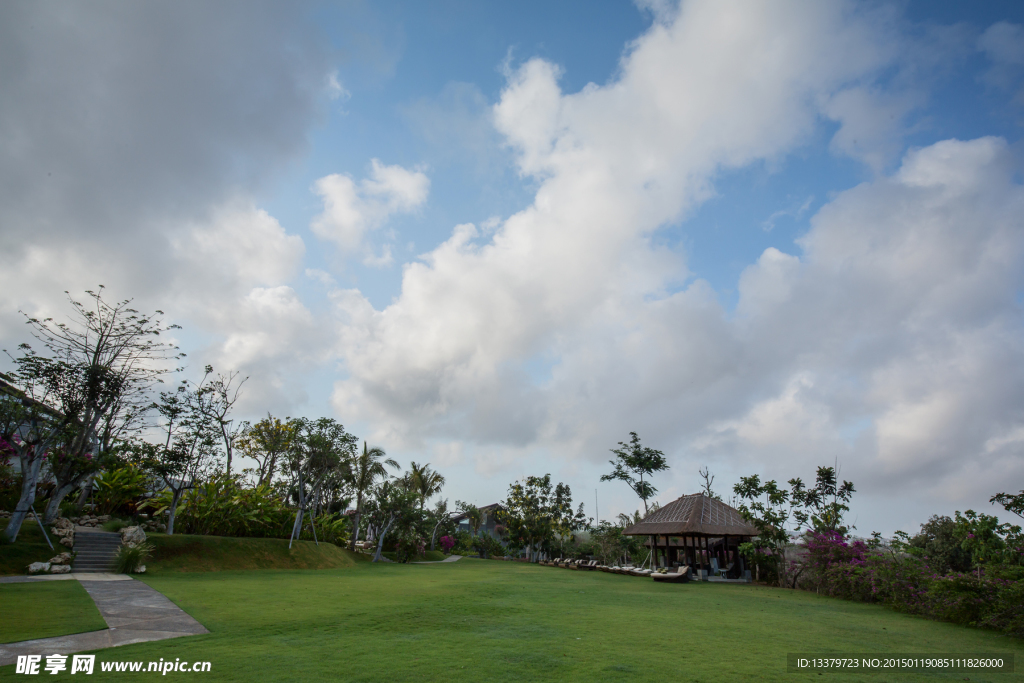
[327,2,1024,530]
[331,0,894,443]
[311,160,430,254]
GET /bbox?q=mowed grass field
[0,580,106,643]
[2,559,1022,682]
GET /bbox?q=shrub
[114,542,154,574]
[300,513,349,547]
[94,465,150,516]
[799,529,1024,637]
[146,474,294,538]
[439,535,455,553]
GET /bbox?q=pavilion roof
[622,493,758,537]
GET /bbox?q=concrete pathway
[0,574,208,666]
[411,554,462,564]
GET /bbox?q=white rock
[60,537,74,548]
[120,526,147,547]
[135,565,146,574]
[27,562,51,574]
[49,564,71,574]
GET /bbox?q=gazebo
[622,493,758,578]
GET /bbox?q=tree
[366,480,421,562]
[907,515,973,575]
[286,418,358,547]
[698,466,721,501]
[41,443,103,523]
[991,490,1024,521]
[2,289,181,541]
[428,498,455,551]
[498,475,586,562]
[789,465,855,534]
[955,509,1012,579]
[146,380,220,535]
[347,441,398,551]
[193,366,246,476]
[732,474,795,586]
[600,432,668,514]
[236,414,297,486]
[407,461,446,509]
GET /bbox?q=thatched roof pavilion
[623,493,757,578]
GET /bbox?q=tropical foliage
[599,432,668,514]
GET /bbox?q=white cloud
[172,202,305,290]
[324,3,1024,531]
[311,159,429,252]
[978,22,1024,92]
[331,0,895,442]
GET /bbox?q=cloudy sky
[3,0,1024,535]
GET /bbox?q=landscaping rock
[60,536,75,548]
[27,562,51,575]
[49,552,73,565]
[121,525,146,547]
[135,565,146,574]
[49,564,71,574]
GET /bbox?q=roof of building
[453,503,503,521]
[622,493,759,537]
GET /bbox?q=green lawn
[0,580,107,643]
[2,559,1022,681]
[0,523,60,576]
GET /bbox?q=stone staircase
[72,530,121,573]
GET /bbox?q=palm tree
[408,461,446,509]
[348,442,399,551]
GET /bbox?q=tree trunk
[43,481,79,524]
[75,476,95,511]
[290,507,304,547]
[166,488,185,536]
[372,515,397,562]
[349,492,363,551]
[430,518,444,551]
[3,454,45,542]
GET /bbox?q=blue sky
[2,0,1024,535]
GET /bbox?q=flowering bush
[800,530,1024,637]
[439,535,455,553]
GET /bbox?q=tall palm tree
[348,442,399,551]
[408,461,446,509]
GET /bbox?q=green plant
[114,541,154,573]
[93,464,150,516]
[146,474,294,538]
[101,518,131,533]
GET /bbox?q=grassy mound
[0,523,60,576]
[0,580,107,643]
[146,533,369,573]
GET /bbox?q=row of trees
[0,289,453,558]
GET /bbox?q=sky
[2,0,1024,536]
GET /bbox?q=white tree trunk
[3,454,45,542]
[166,488,185,536]
[372,515,397,562]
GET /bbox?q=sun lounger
[652,566,691,583]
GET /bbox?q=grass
[0,523,60,576]
[3,558,1021,682]
[145,533,368,573]
[100,518,131,533]
[0,580,107,643]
